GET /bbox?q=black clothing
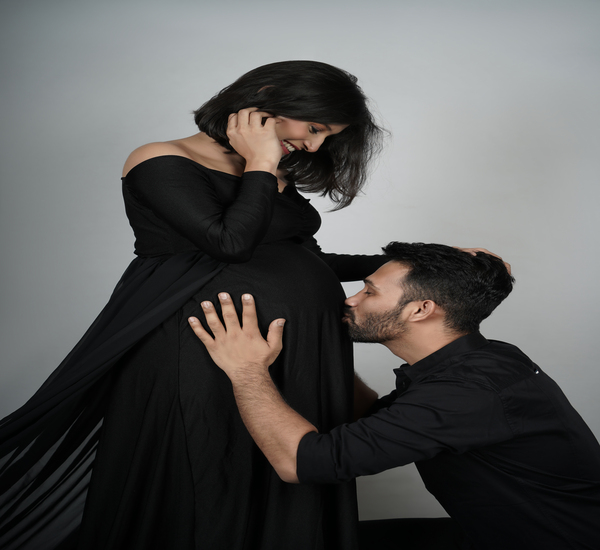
[0,156,386,550]
[358,518,468,550]
[298,332,600,550]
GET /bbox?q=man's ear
[406,300,439,323]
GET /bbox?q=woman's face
[273,117,348,156]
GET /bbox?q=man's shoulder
[427,339,539,392]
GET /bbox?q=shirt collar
[394,332,490,384]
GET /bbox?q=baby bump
[190,242,347,322]
[178,241,353,425]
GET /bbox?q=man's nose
[345,293,359,307]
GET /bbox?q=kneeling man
[188,242,600,550]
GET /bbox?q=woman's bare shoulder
[122,142,190,177]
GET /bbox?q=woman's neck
[169,133,245,176]
[170,133,288,191]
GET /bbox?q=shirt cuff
[296,431,341,484]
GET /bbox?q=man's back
[413,336,600,549]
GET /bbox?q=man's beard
[343,303,408,343]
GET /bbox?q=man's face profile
[343,262,411,344]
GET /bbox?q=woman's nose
[304,135,326,153]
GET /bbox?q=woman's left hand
[457,247,511,275]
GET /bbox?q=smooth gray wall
[1,0,599,520]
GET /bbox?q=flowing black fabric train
[0,156,387,549]
[0,252,225,549]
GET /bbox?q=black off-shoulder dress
[0,156,385,550]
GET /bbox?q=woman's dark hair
[193,60,385,209]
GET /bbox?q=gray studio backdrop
[1,0,599,520]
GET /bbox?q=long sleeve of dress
[302,235,388,282]
[122,156,278,262]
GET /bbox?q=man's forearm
[229,370,317,483]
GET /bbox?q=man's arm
[188,292,315,483]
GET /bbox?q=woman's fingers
[457,247,512,275]
[462,247,494,256]
[227,112,238,135]
[248,111,276,128]
[228,108,274,128]
[225,108,282,173]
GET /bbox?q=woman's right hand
[227,108,282,175]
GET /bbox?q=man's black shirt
[297,333,600,549]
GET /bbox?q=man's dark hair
[382,242,515,333]
[194,60,385,210]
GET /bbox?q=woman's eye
[309,126,320,134]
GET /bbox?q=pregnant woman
[0,61,386,549]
